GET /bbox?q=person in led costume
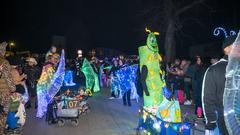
[115,59,138,106]
[109,59,119,99]
[36,50,65,118]
[223,32,240,135]
[138,28,164,111]
[81,58,100,93]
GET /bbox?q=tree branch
[174,0,206,17]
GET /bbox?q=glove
[205,122,217,130]
[144,89,150,96]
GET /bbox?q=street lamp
[9,42,16,52]
[77,49,82,58]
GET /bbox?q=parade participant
[45,46,57,62]
[0,42,16,134]
[137,29,182,134]
[81,58,100,93]
[74,50,85,87]
[115,59,138,106]
[109,59,119,99]
[25,57,40,108]
[202,35,236,135]
[36,50,65,118]
[223,33,240,135]
[138,28,164,109]
[6,59,29,131]
[99,57,112,88]
[119,59,131,106]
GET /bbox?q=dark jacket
[202,57,229,135]
[108,66,118,77]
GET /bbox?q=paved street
[23,88,205,135]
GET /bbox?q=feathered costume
[36,50,65,118]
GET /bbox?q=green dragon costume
[138,28,164,108]
[81,58,100,93]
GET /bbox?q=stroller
[54,96,80,127]
[53,89,90,127]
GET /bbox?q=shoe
[196,116,204,120]
[128,104,131,107]
[109,97,115,99]
[184,100,192,105]
[123,103,127,106]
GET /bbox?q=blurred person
[210,56,219,65]
[0,42,16,134]
[191,55,206,118]
[37,53,60,118]
[181,60,192,105]
[45,46,57,62]
[25,57,40,108]
[109,59,119,99]
[74,55,85,87]
[202,35,236,135]
[167,59,184,104]
[118,59,131,106]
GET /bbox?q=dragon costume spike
[154,32,160,35]
[145,27,151,33]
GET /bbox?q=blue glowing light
[213,27,237,38]
[64,70,76,86]
[115,64,138,97]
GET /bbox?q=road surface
[23,87,204,135]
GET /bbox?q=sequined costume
[0,42,16,134]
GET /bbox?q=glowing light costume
[81,58,100,92]
[36,50,65,118]
[64,70,76,86]
[115,64,138,99]
[138,28,164,108]
[137,28,184,135]
[224,32,240,135]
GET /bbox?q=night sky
[0,0,239,57]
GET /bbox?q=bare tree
[137,0,208,62]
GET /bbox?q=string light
[37,50,65,118]
[213,27,237,38]
[138,108,191,134]
[165,123,169,128]
[64,70,76,86]
[115,64,138,98]
[81,58,100,92]
[153,122,160,130]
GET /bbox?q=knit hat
[222,35,237,50]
